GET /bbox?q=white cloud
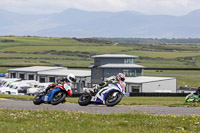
[0,0,200,15]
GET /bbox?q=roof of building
[8,66,65,72]
[125,76,176,84]
[38,68,91,77]
[99,64,145,68]
[92,54,138,58]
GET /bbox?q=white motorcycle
[78,82,125,107]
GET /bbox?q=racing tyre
[105,91,122,107]
[51,92,66,105]
[33,94,43,105]
[78,93,91,106]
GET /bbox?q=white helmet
[67,73,76,83]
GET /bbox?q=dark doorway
[49,77,55,83]
[131,86,140,93]
[19,74,25,80]
[28,75,34,80]
[11,73,16,78]
[40,77,45,83]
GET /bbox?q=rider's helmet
[67,73,76,83]
[117,73,125,82]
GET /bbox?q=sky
[0,0,200,16]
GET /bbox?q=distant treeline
[97,38,200,44]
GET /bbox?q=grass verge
[0,108,200,133]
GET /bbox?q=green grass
[0,94,34,100]
[0,108,200,133]
[123,50,200,59]
[0,67,12,73]
[119,97,185,106]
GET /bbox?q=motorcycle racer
[44,73,76,96]
[89,73,126,95]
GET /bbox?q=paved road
[1,99,200,116]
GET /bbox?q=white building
[37,68,91,93]
[8,66,91,93]
[8,66,64,80]
[7,65,177,94]
[125,76,177,93]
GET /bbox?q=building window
[123,69,136,77]
[106,72,113,77]
[49,77,55,82]
[11,73,16,78]
[124,58,134,64]
[19,74,25,80]
[28,75,34,80]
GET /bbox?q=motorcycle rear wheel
[78,93,91,106]
[105,91,122,107]
[51,92,66,105]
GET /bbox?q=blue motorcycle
[33,85,72,105]
[78,82,125,107]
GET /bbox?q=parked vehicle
[0,88,19,95]
[185,92,200,102]
[78,82,125,107]
[18,80,39,87]
[0,73,5,77]
[27,83,52,96]
[0,78,21,87]
[0,82,30,95]
[33,84,72,105]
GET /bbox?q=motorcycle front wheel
[78,93,91,106]
[51,92,66,105]
[105,91,122,107]
[33,93,43,105]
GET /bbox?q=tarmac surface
[1,99,200,116]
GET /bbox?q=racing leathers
[91,76,119,95]
[44,80,72,96]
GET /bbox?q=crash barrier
[129,92,190,97]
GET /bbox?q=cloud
[0,0,200,15]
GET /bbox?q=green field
[1,36,200,68]
[0,108,200,133]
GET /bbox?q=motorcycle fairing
[90,83,123,104]
[41,88,62,103]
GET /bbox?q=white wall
[142,79,177,93]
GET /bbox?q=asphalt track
[0,99,200,116]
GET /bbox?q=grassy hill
[1,36,200,87]
[1,36,200,68]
